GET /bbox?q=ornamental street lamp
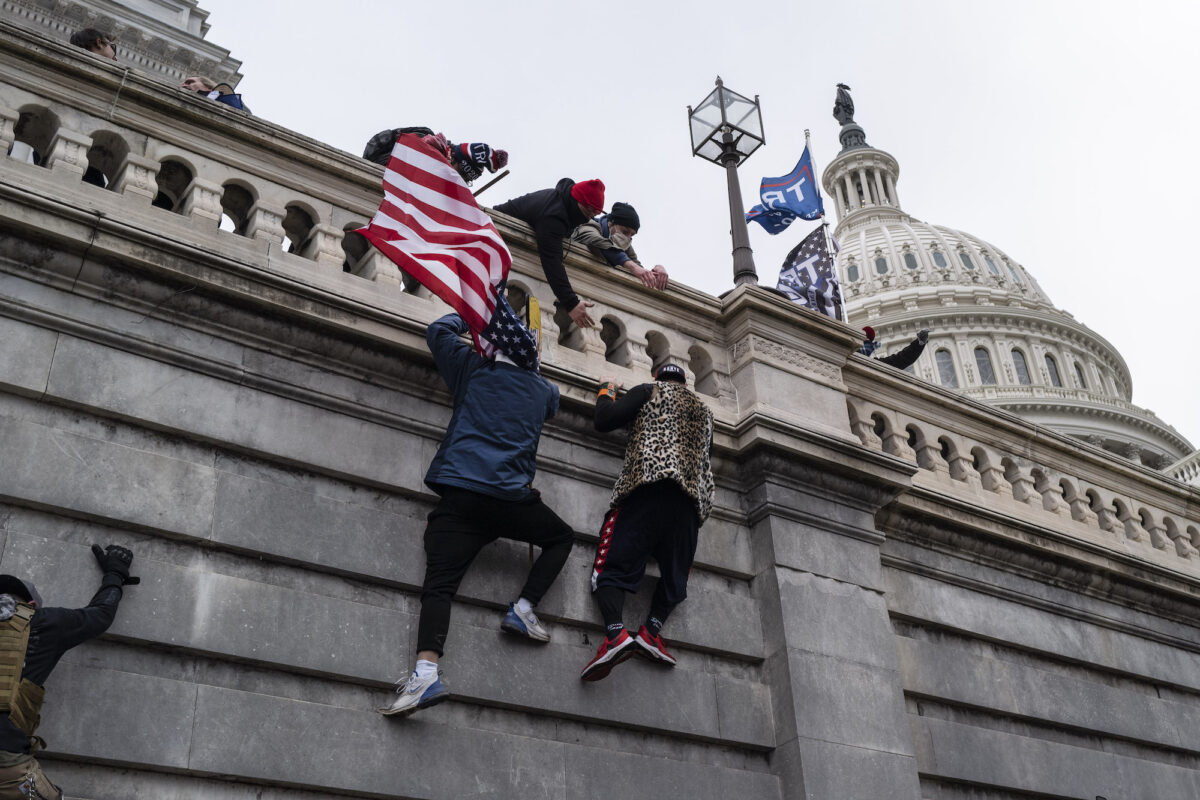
[687,76,765,287]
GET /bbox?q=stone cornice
[0,21,375,194]
[880,491,1200,634]
[3,0,243,85]
[993,399,1192,455]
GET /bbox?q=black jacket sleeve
[23,583,124,686]
[877,338,927,370]
[595,383,654,432]
[533,219,579,311]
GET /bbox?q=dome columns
[823,149,902,227]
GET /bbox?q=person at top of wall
[494,178,606,330]
[572,201,668,290]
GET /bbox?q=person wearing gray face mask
[571,202,669,290]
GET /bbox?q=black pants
[590,480,699,628]
[417,486,574,655]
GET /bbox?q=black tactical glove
[91,544,141,586]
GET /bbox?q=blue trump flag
[746,145,824,234]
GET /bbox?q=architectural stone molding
[731,334,845,389]
[111,151,159,202]
[46,126,91,176]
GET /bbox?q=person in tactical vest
[0,545,138,799]
[581,363,715,681]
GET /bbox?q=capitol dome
[823,87,1194,471]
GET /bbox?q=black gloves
[91,544,140,586]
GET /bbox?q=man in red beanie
[857,326,930,370]
[494,179,606,329]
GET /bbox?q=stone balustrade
[0,21,736,420]
[845,364,1200,573]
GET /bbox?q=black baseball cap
[654,363,686,384]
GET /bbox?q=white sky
[198,0,1199,450]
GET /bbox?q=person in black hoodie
[0,545,138,799]
[858,327,930,370]
[494,178,606,329]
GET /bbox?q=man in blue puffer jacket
[380,313,573,718]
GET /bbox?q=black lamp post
[687,76,765,286]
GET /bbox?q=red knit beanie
[863,326,876,341]
[570,179,606,212]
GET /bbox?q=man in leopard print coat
[580,363,714,681]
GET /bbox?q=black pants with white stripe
[590,480,699,630]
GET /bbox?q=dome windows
[903,251,918,270]
[875,255,889,275]
[958,250,975,270]
[931,249,948,268]
[1045,354,1062,387]
[1004,258,1023,285]
[974,347,996,385]
[846,258,860,282]
[935,349,958,388]
[1011,348,1031,385]
[1074,361,1088,390]
[984,255,1000,276]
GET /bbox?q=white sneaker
[379,671,449,717]
[500,603,551,642]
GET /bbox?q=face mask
[610,231,632,250]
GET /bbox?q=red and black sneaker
[633,626,678,666]
[580,629,636,681]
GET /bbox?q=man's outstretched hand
[91,544,140,586]
[569,301,596,329]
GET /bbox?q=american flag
[358,133,539,369]
[777,225,843,322]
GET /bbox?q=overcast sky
[198,0,1199,451]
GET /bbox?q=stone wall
[3,20,1199,800]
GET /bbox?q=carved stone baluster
[913,439,950,478]
[846,402,883,450]
[947,453,981,488]
[1093,505,1121,536]
[976,462,1013,498]
[580,324,608,361]
[181,178,223,225]
[45,128,92,178]
[1033,472,1070,517]
[1142,518,1168,550]
[0,105,17,154]
[1066,495,1098,526]
[305,223,345,269]
[111,154,161,203]
[246,203,286,244]
[1006,467,1040,507]
[1167,526,1197,558]
[1112,505,1144,541]
[627,332,654,376]
[352,249,403,288]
